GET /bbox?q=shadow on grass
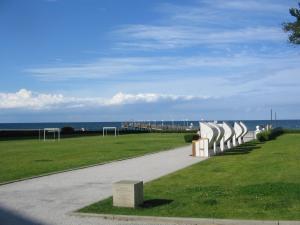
[0,136,41,142]
[217,142,262,156]
[0,133,101,142]
[141,199,173,208]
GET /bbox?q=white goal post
[103,127,118,136]
[44,128,61,141]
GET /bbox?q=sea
[0,120,299,131]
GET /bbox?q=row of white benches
[192,121,250,157]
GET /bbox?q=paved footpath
[0,145,206,225]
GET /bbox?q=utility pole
[271,109,273,125]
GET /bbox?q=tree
[283,3,300,44]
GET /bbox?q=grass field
[80,133,300,220]
[0,133,188,184]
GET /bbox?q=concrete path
[0,145,205,225]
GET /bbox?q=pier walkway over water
[121,121,197,131]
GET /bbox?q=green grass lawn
[80,133,300,220]
[0,133,187,184]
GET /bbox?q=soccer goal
[43,128,61,141]
[102,127,118,136]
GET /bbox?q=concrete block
[113,180,143,208]
[193,140,203,157]
[199,138,210,157]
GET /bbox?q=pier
[121,121,197,132]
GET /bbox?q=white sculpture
[193,120,250,157]
[233,122,243,146]
[239,121,248,143]
[209,122,225,154]
[222,122,235,149]
[217,123,226,152]
[198,122,218,157]
[255,125,261,139]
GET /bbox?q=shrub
[283,129,300,134]
[184,133,199,143]
[269,127,284,139]
[61,126,75,134]
[256,130,270,142]
[256,127,284,142]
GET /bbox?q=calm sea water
[0,120,299,131]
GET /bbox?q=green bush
[269,127,284,139]
[256,127,284,142]
[283,129,300,134]
[184,133,199,143]
[61,126,75,134]
[256,130,271,142]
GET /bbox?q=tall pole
[271,109,273,126]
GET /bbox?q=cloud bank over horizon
[0,89,209,110]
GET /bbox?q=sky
[0,0,299,122]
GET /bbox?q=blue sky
[0,0,299,122]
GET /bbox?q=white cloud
[24,1,292,83]
[104,92,198,106]
[157,0,290,25]
[111,0,289,51]
[0,89,208,110]
[25,52,298,81]
[159,0,288,15]
[115,25,285,50]
[0,89,64,110]
[200,0,288,12]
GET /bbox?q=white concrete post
[232,136,237,147]
[227,140,232,149]
[238,137,243,145]
[213,142,217,155]
[220,138,225,152]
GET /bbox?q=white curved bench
[239,121,248,144]
[209,122,225,153]
[234,122,243,146]
[197,122,218,157]
[222,122,235,150]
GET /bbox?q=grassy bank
[0,133,187,184]
[80,134,300,220]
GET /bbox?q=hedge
[184,133,200,143]
[256,127,284,142]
